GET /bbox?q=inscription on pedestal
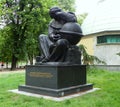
[29,72,53,78]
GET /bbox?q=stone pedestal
[19,64,93,97]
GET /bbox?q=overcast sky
[75,0,99,14]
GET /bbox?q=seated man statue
[36,7,83,64]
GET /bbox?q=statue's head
[49,7,62,21]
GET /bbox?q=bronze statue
[36,7,83,64]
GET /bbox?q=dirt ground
[0,68,25,74]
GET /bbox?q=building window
[97,35,120,44]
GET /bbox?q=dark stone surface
[65,45,81,64]
[26,65,86,89]
[59,22,83,45]
[37,7,83,63]
[19,84,93,97]
[19,64,93,97]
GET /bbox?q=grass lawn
[0,68,120,107]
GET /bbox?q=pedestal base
[19,64,93,97]
[19,84,93,97]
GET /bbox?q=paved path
[0,69,25,74]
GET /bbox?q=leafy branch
[79,44,106,65]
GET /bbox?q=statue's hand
[53,29,60,34]
[49,32,61,42]
[53,34,61,41]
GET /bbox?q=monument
[19,7,93,97]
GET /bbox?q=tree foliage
[117,52,120,56]
[0,0,55,70]
[57,0,75,11]
[77,13,88,25]
[0,26,12,63]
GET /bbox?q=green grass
[0,68,120,107]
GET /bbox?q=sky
[75,0,99,14]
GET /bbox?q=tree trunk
[28,54,33,65]
[11,54,18,70]
[29,57,33,65]
[6,62,8,68]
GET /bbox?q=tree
[79,44,106,65]
[25,33,39,65]
[0,27,12,68]
[57,0,76,11]
[77,13,88,25]
[0,0,55,70]
[117,52,120,56]
[0,0,78,70]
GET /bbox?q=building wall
[78,35,94,55]
[78,32,120,65]
[94,43,120,65]
[94,32,120,65]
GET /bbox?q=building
[79,0,120,66]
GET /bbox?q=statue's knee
[39,34,47,40]
[56,39,69,46]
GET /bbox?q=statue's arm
[48,21,61,42]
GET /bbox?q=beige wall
[78,35,94,55]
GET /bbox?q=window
[97,35,120,44]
